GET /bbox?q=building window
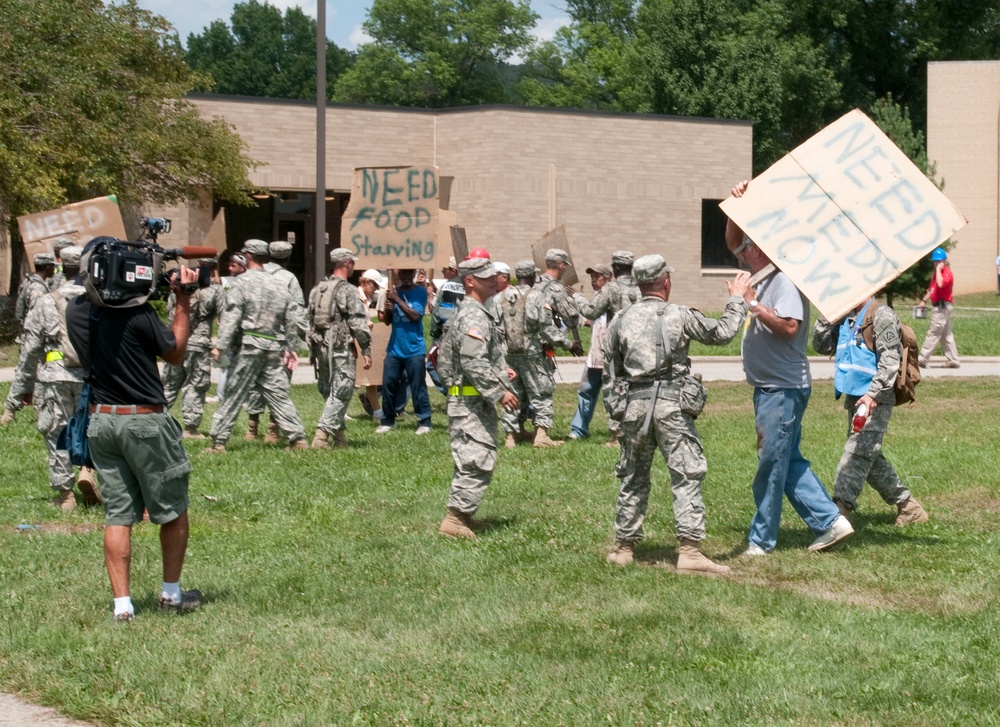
[701,199,734,268]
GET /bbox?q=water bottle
[852,403,868,433]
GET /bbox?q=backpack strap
[859,300,881,352]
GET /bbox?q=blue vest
[833,300,877,398]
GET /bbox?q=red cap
[466,247,490,260]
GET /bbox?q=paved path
[0,694,90,727]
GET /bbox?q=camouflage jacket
[166,284,223,349]
[535,273,580,330]
[48,271,66,292]
[325,277,372,359]
[14,274,50,326]
[495,284,523,350]
[447,297,510,404]
[12,282,87,390]
[572,278,627,323]
[264,262,308,341]
[523,284,571,356]
[616,274,641,308]
[217,268,299,353]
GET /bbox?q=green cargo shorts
[87,411,191,526]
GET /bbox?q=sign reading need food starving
[720,109,967,322]
[342,165,449,269]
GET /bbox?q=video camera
[81,217,218,307]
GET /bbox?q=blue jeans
[749,387,838,551]
[381,354,431,427]
[570,367,603,437]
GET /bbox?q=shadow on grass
[474,515,518,534]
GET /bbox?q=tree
[0,0,258,292]
[185,1,354,100]
[333,0,538,107]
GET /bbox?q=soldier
[6,246,100,509]
[438,257,519,539]
[611,250,641,307]
[205,239,308,452]
[813,298,929,525]
[3,253,58,425]
[568,263,615,441]
[48,238,74,292]
[570,261,627,324]
[498,260,537,447]
[161,260,225,439]
[604,254,751,575]
[307,265,334,401]
[311,249,373,449]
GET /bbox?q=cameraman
[66,257,202,622]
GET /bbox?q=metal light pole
[314,0,327,289]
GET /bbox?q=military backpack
[860,302,921,405]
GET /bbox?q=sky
[132,0,571,52]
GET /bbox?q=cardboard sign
[17,196,127,271]
[356,318,392,387]
[720,109,967,321]
[531,225,579,287]
[341,165,448,269]
[449,225,469,262]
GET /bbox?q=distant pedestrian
[918,247,960,368]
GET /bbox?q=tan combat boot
[439,509,476,539]
[605,430,622,449]
[533,427,564,448]
[606,542,635,566]
[311,429,330,449]
[203,443,227,454]
[676,539,730,576]
[262,420,281,444]
[245,414,259,442]
[76,467,102,507]
[0,407,15,426]
[331,429,347,448]
[183,425,207,440]
[287,438,309,451]
[834,498,850,518]
[504,433,517,449]
[895,497,929,526]
[50,490,76,511]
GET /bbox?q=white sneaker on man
[808,515,855,552]
[744,543,769,556]
[374,424,397,434]
[415,425,431,435]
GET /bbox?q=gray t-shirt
[741,272,810,389]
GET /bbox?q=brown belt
[90,404,164,415]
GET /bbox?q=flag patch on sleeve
[466,327,485,340]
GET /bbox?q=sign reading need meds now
[720,109,967,322]
[341,165,449,269]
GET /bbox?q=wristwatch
[748,298,760,310]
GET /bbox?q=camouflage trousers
[35,380,84,491]
[162,345,212,427]
[313,337,331,401]
[500,352,555,432]
[316,349,357,434]
[833,395,910,510]
[209,348,305,445]
[246,365,293,415]
[446,396,498,515]
[614,397,707,543]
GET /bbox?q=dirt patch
[12,522,103,536]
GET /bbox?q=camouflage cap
[269,240,293,259]
[585,263,613,277]
[611,250,634,266]
[53,238,74,253]
[34,253,55,267]
[458,257,496,279]
[632,254,674,283]
[59,246,83,267]
[514,259,538,278]
[545,248,570,264]
[493,261,511,276]
[329,247,357,264]
[242,239,269,255]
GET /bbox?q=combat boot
[514,423,532,443]
[606,542,635,566]
[183,425,207,440]
[504,433,517,449]
[0,407,15,426]
[77,467,102,507]
[50,490,76,511]
[834,498,851,518]
[203,443,226,454]
[605,430,622,449]
[331,429,347,448]
[245,414,259,442]
[533,427,564,448]
[676,539,730,576]
[287,438,309,451]
[262,420,281,444]
[895,497,929,526]
[311,429,330,450]
[439,508,476,539]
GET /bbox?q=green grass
[1,379,1000,726]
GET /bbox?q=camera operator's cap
[269,240,293,259]
[458,257,496,279]
[34,253,55,267]
[493,261,511,276]
[241,239,269,256]
[611,250,634,266]
[59,246,83,267]
[632,254,674,284]
[514,259,538,278]
[545,248,570,264]
[586,263,613,277]
[931,247,948,261]
[360,269,384,287]
[329,247,357,264]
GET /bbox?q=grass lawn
[1,378,999,726]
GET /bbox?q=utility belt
[627,378,680,400]
[244,330,279,341]
[90,404,164,415]
[447,385,479,397]
[45,351,64,362]
[627,374,707,433]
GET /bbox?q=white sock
[113,596,134,616]
[372,408,383,420]
[161,582,181,603]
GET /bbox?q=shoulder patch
[466,326,485,341]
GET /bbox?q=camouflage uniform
[307,276,333,400]
[443,296,512,515]
[518,281,577,430]
[813,304,912,511]
[208,268,306,446]
[6,273,52,414]
[616,274,641,308]
[315,277,372,435]
[604,293,747,543]
[10,281,88,492]
[496,282,533,434]
[162,284,224,427]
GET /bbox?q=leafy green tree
[185,1,354,100]
[333,0,538,107]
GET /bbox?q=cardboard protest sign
[357,319,391,386]
[720,109,967,322]
[17,196,127,272]
[449,225,469,262]
[341,165,448,270]
[531,225,579,287]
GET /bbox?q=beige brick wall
[927,61,1000,294]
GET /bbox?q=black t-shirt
[66,297,175,406]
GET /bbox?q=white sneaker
[344,413,354,421]
[374,424,396,434]
[808,515,855,552]
[415,425,431,435]
[744,543,769,556]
